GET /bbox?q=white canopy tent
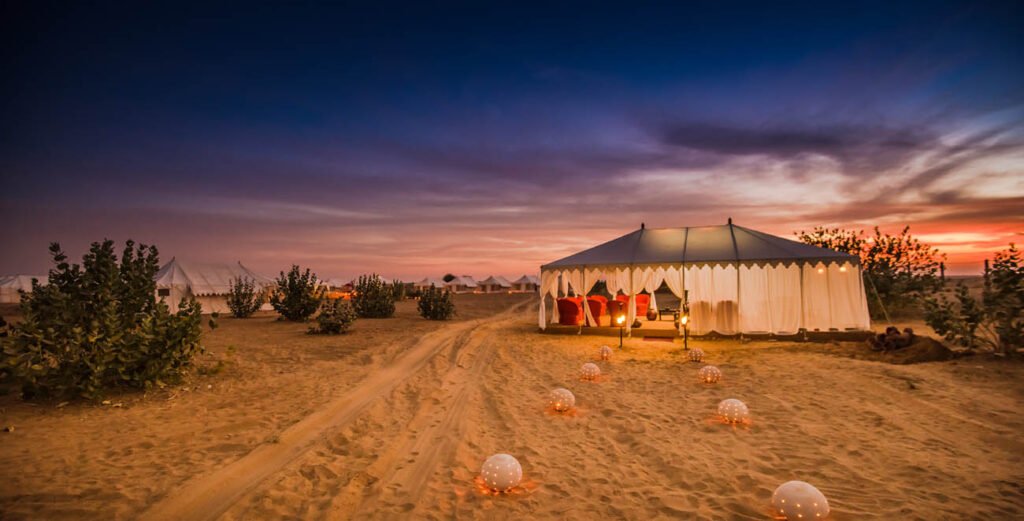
[0,275,47,304]
[539,221,870,335]
[154,258,274,314]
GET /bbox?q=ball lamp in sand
[698,365,722,383]
[549,388,575,412]
[717,398,749,423]
[480,453,523,492]
[599,345,613,360]
[771,480,830,520]
[689,348,705,362]
[580,362,601,380]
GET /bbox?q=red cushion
[557,298,583,325]
[606,300,626,321]
[612,294,651,313]
[586,299,606,322]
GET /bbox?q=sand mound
[827,335,961,364]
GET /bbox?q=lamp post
[615,313,626,349]
[680,290,690,351]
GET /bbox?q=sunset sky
[2,1,1021,280]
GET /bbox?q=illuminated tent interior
[539,221,870,335]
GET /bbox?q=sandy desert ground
[1,294,1023,520]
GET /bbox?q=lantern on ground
[615,313,626,348]
[689,348,705,363]
[549,388,575,412]
[599,345,612,360]
[698,365,721,383]
[772,481,830,520]
[581,362,601,380]
[480,453,523,492]
[717,398,749,423]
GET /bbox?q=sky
[2,1,1022,280]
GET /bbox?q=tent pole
[799,262,806,335]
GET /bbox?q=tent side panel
[768,264,802,334]
[802,263,832,330]
[712,265,739,335]
[738,265,771,333]
[828,263,868,329]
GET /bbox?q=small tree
[226,277,263,318]
[442,273,456,283]
[0,240,205,399]
[418,285,456,320]
[796,226,944,318]
[390,279,407,301]
[925,244,1022,355]
[352,274,395,318]
[270,265,324,321]
[308,299,357,335]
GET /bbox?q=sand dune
[1,295,1022,519]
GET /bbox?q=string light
[549,388,575,412]
[689,348,705,363]
[599,345,612,360]
[717,398,749,423]
[772,481,830,520]
[580,362,601,380]
[480,454,523,492]
[698,365,721,383]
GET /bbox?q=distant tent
[445,275,478,294]
[154,258,274,314]
[478,276,512,293]
[0,275,47,304]
[539,222,869,335]
[511,275,540,293]
[414,277,447,291]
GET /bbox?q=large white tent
[154,258,274,314]
[478,276,512,293]
[539,221,870,335]
[511,275,540,293]
[0,275,47,304]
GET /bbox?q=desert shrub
[352,274,395,318]
[418,285,455,320]
[796,226,944,318]
[924,244,1023,355]
[270,265,324,321]
[0,240,205,399]
[227,276,263,318]
[390,279,407,301]
[308,299,358,335]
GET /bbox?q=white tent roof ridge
[479,275,512,287]
[541,222,857,270]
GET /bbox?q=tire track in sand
[143,300,532,521]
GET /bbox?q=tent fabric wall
[802,263,832,331]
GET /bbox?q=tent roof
[447,275,478,287]
[541,222,857,270]
[154,258,273,296]
[478,275,512,287]
[415,277,447,287]
[0,275,47,290]
[513,274,540,285]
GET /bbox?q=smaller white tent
[445,275,478,294]
[0,275,47,304]
[511,275,540,293]
[478,276,512,293]
[414,277,447,291]
[154,258,274,314]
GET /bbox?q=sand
[1,294,1023,519]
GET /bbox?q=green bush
[418,285,455,320]
[227,276,264,318]
[308,299,358,334]
[270,265,324,321]
[924,244,1023,355]
[353,274,395,318]
[390,279,407,301]
[0,240,205,399]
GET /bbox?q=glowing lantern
[698,365,721,383]
[717,398,749,423]
[689,348,705,362]
[580,362,601,380]
[772,481,830,520]
[480,453,523,492]
[599,345,612,360]
[549,388,575,412]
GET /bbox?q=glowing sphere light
[717,398,749,423]
[549,387,575,412]
[580,362,601,380]
[599,345,612,360]
[698,365,722,383]
[480,453,523,492]
[689,348,705,362]
[771,481,830,520]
